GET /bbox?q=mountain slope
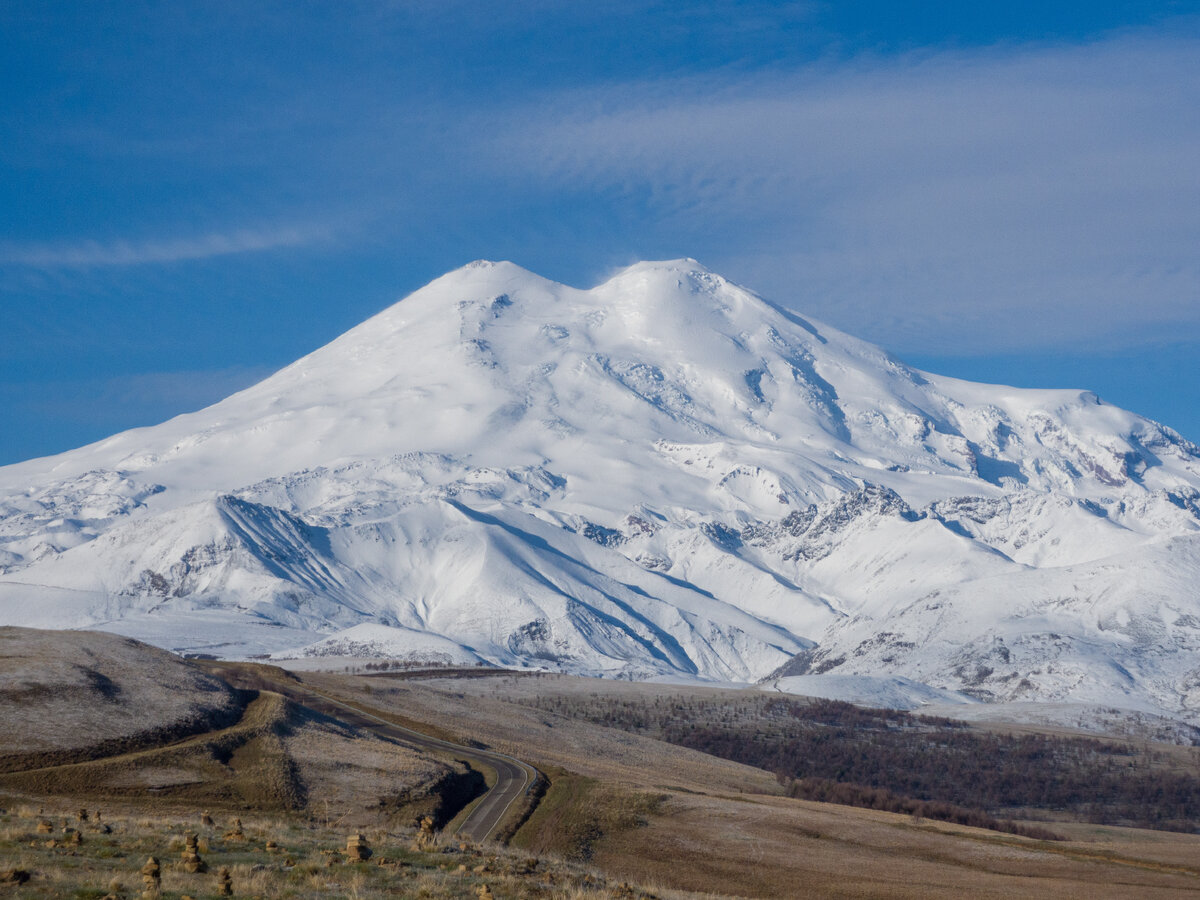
[2,260,1199,717]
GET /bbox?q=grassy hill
[4,631,1200,898]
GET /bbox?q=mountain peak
[599,257,726,297]
[608,257,712,277]
[431,257,722,304]
[418,258,553,295]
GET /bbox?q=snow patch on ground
[765,675,977,711]
[271,623,484,665]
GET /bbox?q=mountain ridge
[2,259,1199,721]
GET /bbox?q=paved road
[249,674,539,843]
[453,751,534,843]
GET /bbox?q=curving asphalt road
[251,675,539,843]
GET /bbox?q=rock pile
[216,866,233,896]
[345,832,372,861]
[180,832,207,873]
[223,818,245,840]
[140,856,161,899]
[413,816,437,851]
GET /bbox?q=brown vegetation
[521,690,1200,833]
[6,632,1200,899]
[0,801,673,899]
[328,669,1200,898]
[0,627,243,772]
[782,776,1063,840]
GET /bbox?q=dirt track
[205,664,541,842]
[276,681,538,841]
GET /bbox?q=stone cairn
[93,810,111,834]
[476,884,495,900]
[412,816,437,851]
[200,811,214,827]
[35,820,53,834]
[140,856,161,900]
[216,866,233,896]
[76,808,89,823]
[223,818,245,840]
[345,832,372,861]
[180,832,208,873]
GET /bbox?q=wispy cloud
[0,223,332,269]
[482,28,1200,354]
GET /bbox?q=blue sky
[2,1,1199,464]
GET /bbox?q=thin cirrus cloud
[0,223,332,269]
[484,29,1200,355]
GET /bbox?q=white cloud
[483,30,1200,353]
[0,223,332,268]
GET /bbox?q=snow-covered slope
[2,260,1199,719]
[271,623,485,666]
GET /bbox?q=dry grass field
[4,630,1200,898]
[0,800,671,898]
[0,628,242,771]
[302,670,1200,899]
[0,631,672,897]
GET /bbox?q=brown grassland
[318,670,1200,898]
[3,628,1200,898]
[0,800,666,898]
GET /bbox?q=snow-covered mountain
[3,260,1200,721]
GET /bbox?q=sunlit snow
[2,260,1199,722]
